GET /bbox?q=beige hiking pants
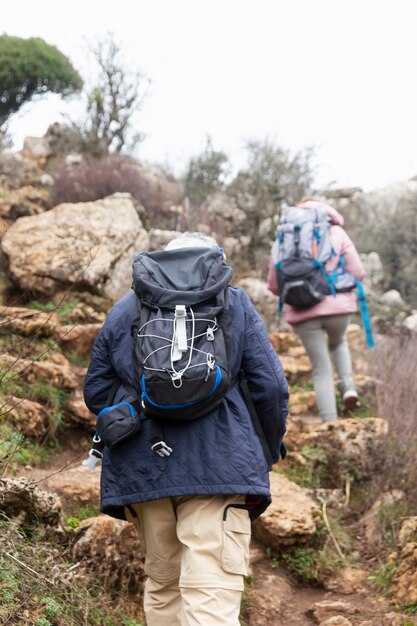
[125,494,251,626]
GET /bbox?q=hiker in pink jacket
[268,198,366,421]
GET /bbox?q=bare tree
[74,33,148,158]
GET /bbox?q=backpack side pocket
[96,402,142,447]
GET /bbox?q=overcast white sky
[3,0,417,191]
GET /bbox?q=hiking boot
[342,390,360,411]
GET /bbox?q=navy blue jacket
[84,286,288,520]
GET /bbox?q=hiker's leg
[324,314,356,394]
[176,494,249,626]
[126,499,183,626]
[294,318,337,422]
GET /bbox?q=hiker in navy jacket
[84,232,288,626]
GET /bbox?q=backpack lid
[132,248,233,308]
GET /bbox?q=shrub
[52,156,174,227]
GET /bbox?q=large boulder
[252,472,319,548]
[71,515,145,594]
[1,192,149,299]
[325,180,417,252]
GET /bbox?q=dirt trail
[17,418,415,625]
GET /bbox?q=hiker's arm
[241,291,288,463]
[84,326,119,415]
[267,240,279,295]
[340,230,366,280]
[267,257,279,295]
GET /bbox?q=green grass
[239,576,253,626]
[0,426,51,470]
[267,512,357,584]
[64,503,101,530]
[29,297,81,324]
[0,519,146,625]
[277,443,329,488]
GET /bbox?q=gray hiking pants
[293,314,356,422]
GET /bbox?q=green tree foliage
[228,139,315,263]
[230,139,315,228]
[74,34,148,158]
[184,136,230,205]
[0,35,82,128]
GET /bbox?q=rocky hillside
[1,134,417,625]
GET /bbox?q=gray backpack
[272,206,356,312]
[131,248,233,421]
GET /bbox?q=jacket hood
[298,200,345,227]
[132,247,233,308]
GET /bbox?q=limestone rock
[66,303,106,324]
[202,192,247,235]
[382,612,417,626]
[279,354,312,384]
[302,417,389,481]
[392,517,417,605]
[289,390,316,415]
[0,351,79,389]
[362,490,405,546]
[0,306,58,337]
[247,566,294,625]
[55,323,102,355]
[148,228,180,251]
[67,388,96,430]
[404,313,417,333]
[322,567,369,594]
[4,396,50,438]
[398,516,417,545]
[269,331,302,354]
[0,477,62,527]
[380,289,408,309]
[1,193,149,299]
[22,136,52,160]
[71,515,145,593]
[361,251,387,294]
[0,150,39,187]
[37,465,100,506]
[252,472,319,548]
[0,185,51,218]
[307,600,357,623]
[319,618,353,626]
[126,161,182,214]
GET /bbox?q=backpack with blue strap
[273,205,374,348]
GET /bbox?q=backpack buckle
[151,440,173,457]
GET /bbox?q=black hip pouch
[96,401,142,447]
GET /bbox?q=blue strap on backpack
[355,279,375,349]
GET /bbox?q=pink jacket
[267,200,365,325]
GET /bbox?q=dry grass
[370,334,417,512]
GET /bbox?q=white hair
[165,231,220,251]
